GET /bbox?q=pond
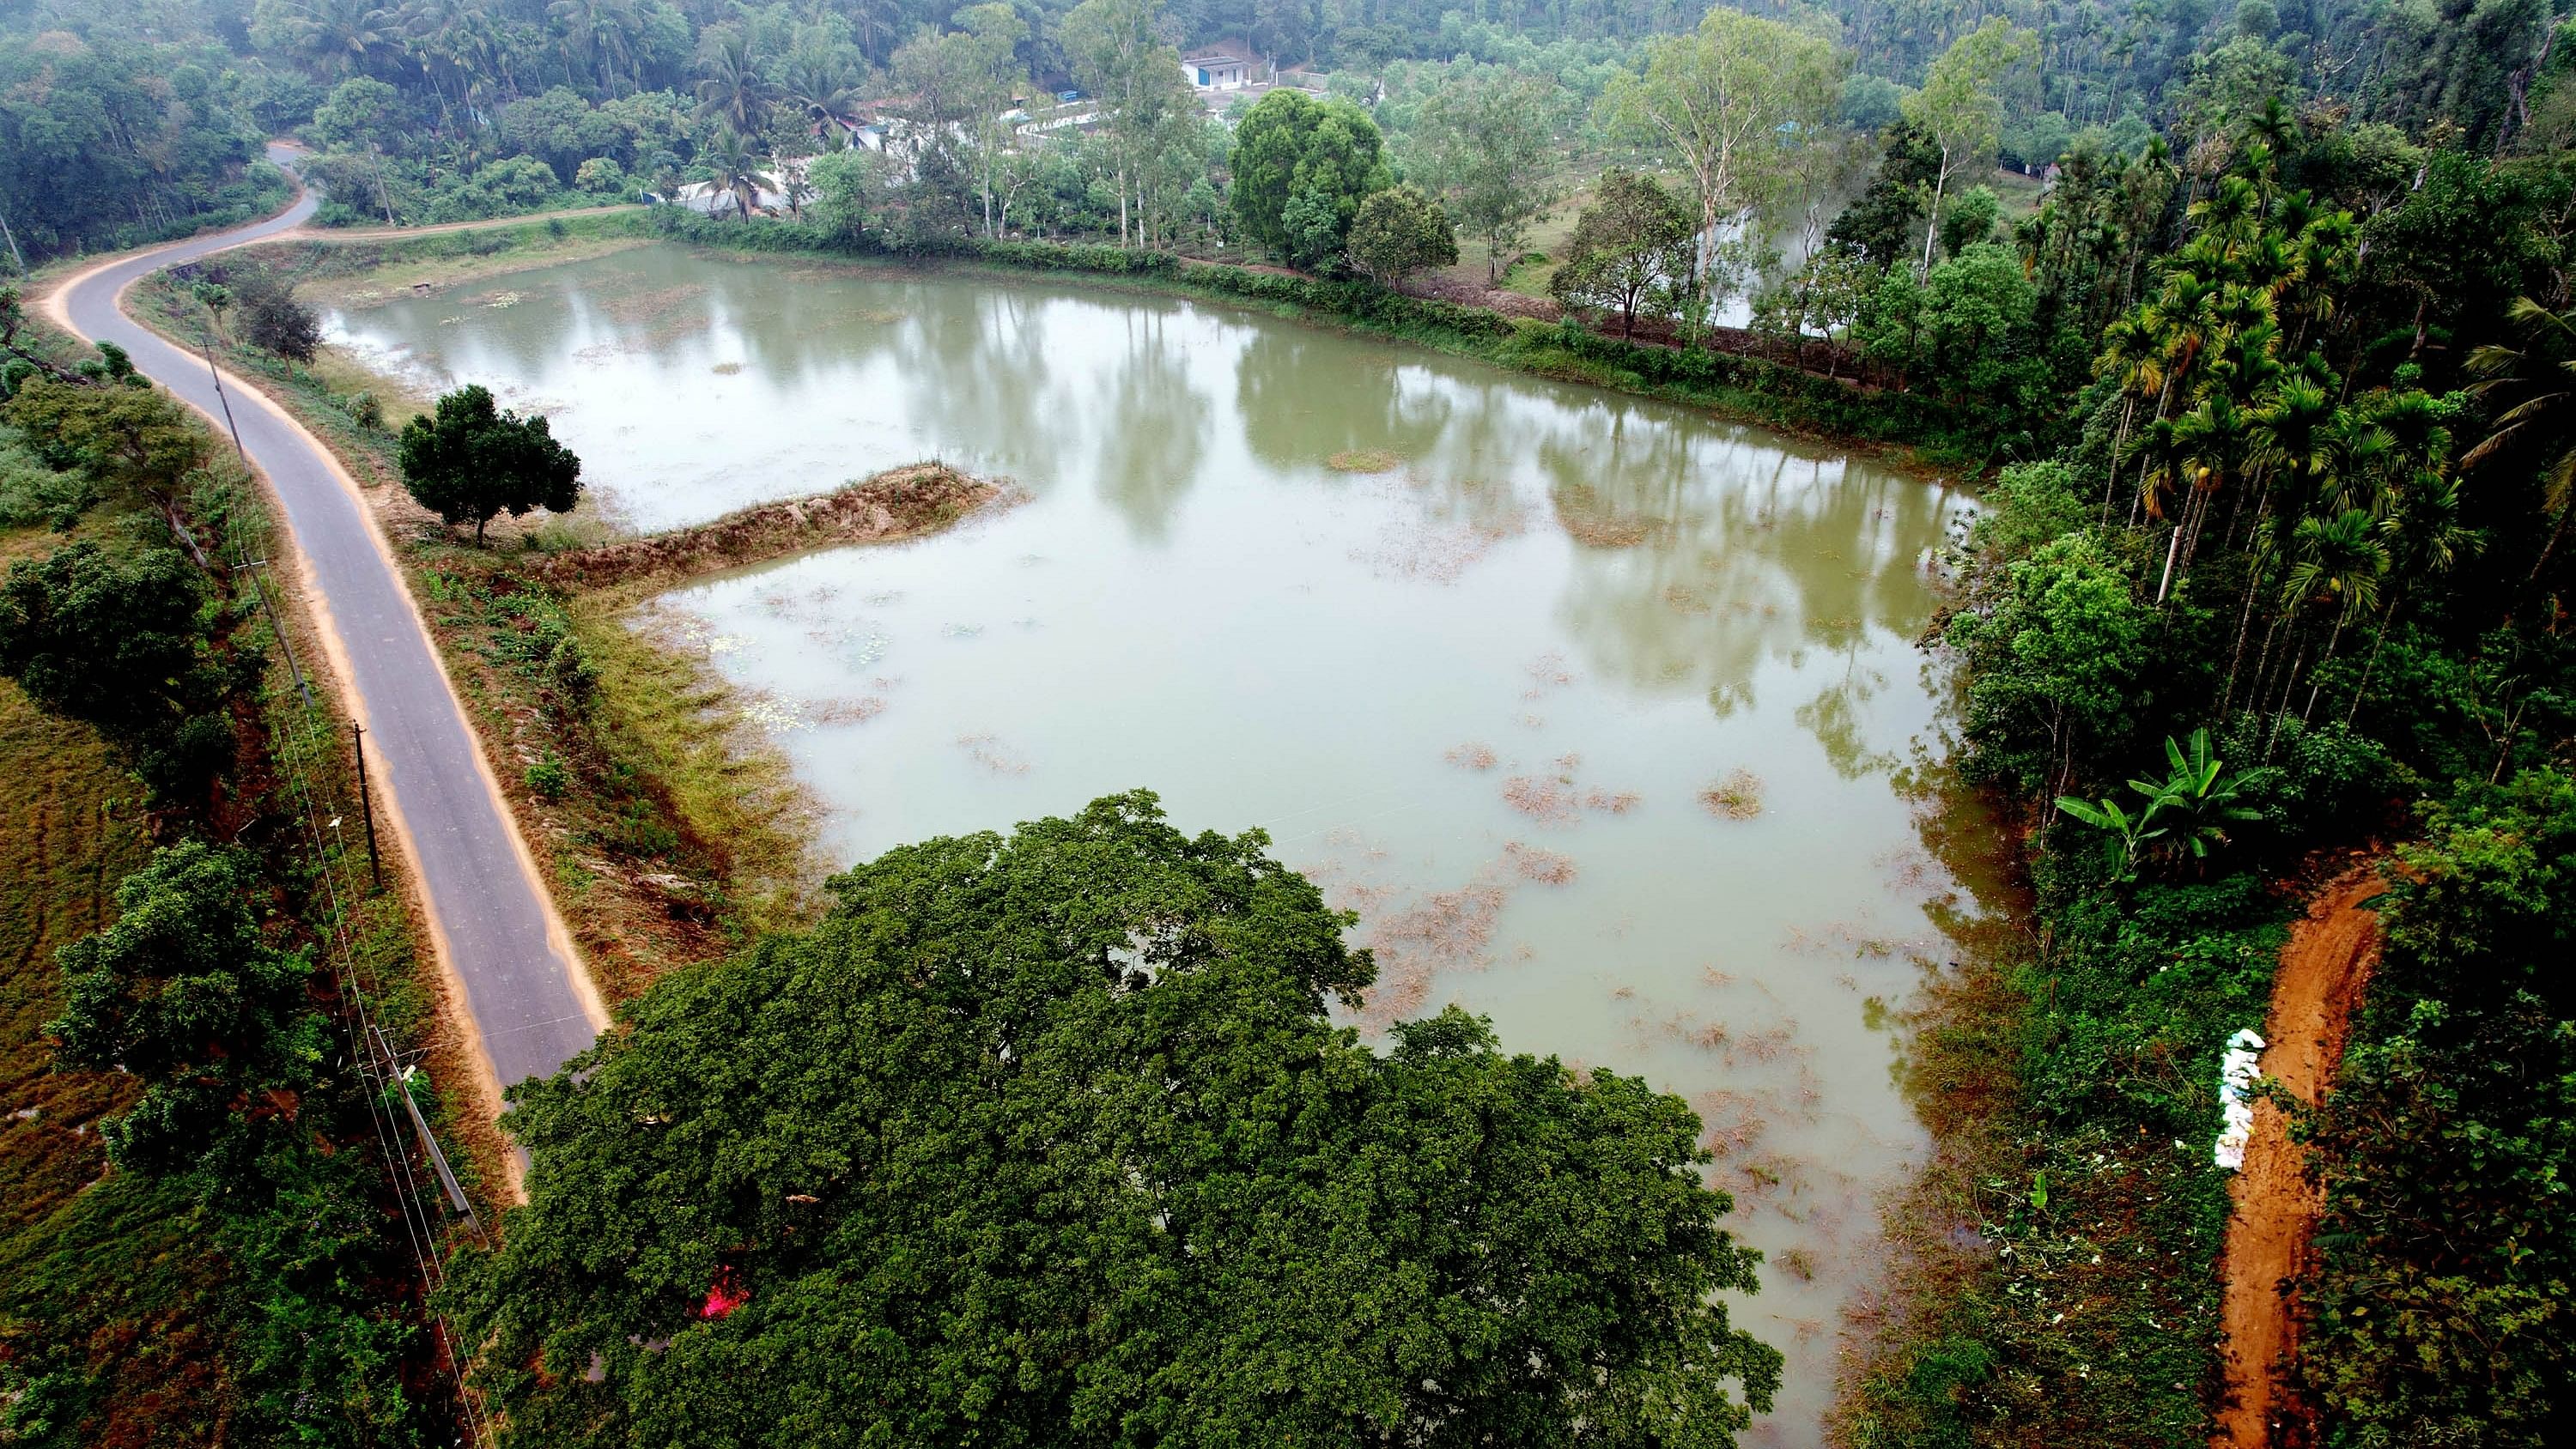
[331,244,1988,1444]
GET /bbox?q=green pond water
[331,243,1992,1443]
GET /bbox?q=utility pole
[352,722,382,889]
[374,1025,483,1238]
[197,332,250,471]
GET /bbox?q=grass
[0,485,241,1441]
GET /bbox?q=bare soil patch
[2213,863,2385,1447]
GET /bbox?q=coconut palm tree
[2465,295,2576,579]
[783,52,863,141]
[696,33,777,136]
[705,129,777,221]
[264,0,404,81]
[550,0,643,94]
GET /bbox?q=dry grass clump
[1503,841,1578,885]
[1325,448,1402,473]
[957,733,1030,774]
[1698,768,1765,820]
[1503,774,1580,826]
[1777,1248,1819,1282]
[532,463,998,595]
[1444,742,1498,771]
[811,695,888,725]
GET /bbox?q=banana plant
[2052,791,2168,876]
[2057,728,2266,875]
[2130,727,2264,859]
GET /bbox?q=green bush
[525,752,571,801]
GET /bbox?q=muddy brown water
[332,244,2000,1442]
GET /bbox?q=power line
[223,488,501,1447]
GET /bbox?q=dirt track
[2212,864,2385,1446]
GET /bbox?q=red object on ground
[702,1269,747,1320]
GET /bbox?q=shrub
[525,752,571,800]
[228,267,322,361]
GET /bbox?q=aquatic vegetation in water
[811,695,888,725]
[1524,652,1574,693]
[712,361,744,375]
[1503,841,1577,885]
[601,282,706,324]
[956,732,1030,774]
[1325,448,1401,473]
[1503,758,1645,827]
[1502,774,1580,826]
[1444,742,1498,771]
[1699,768,1765,820]
[1550,481,1655,549]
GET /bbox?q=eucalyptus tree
[1062,0,1202,248]
[880,9,1030,239]
[1597,7,1845,323]
[1408,65,1564,283]
[1899,18,2038,275]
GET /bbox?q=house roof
[1182,52,1246,65]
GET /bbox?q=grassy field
[0,503,240,1441]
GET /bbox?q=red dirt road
[2211,864,2385,1446]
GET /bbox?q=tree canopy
[1550,168,1694,339]
[1227,89,1393,270]
[0,541,218,747]
[452,791,1780,1448]
[1346,184,1457,286]
[397,384,583,543]
[47,840,317,1178]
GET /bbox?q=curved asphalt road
[54,150,605,1092]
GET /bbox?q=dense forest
[4,0,2575,1444]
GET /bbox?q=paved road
[53,150,605,1092]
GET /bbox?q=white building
[1182,52,1249,90]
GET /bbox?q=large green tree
[0,542,218,746]
[397,384,583,543]
[1227,89,1393,269]
[451,791,1781,1448]
[1345,184,1458,287]
[1549,168,1694,339]
[46,840,316,1177]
